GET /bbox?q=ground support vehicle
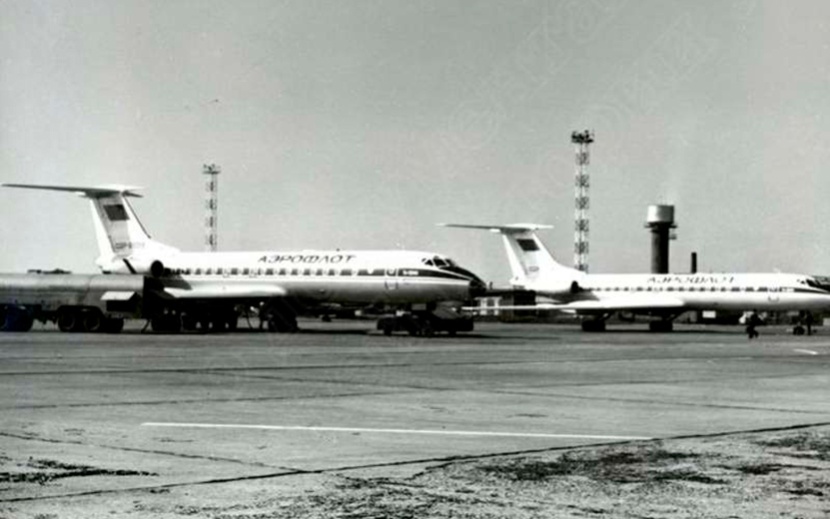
[376,306,474,336]
[0,272,142,332]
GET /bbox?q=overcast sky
[2,1,830,283]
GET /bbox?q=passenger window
[231,268,239,275]
[243,268,250,275]
[341,268,352,276]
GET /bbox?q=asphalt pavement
[1,320,829,516]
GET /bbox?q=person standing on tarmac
[804,312,814,336]
[746,312,760,339]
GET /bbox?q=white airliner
[4,183,485,333]
[444,223,830,331]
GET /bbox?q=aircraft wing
[465,296,686,314]
[160,284,288,300]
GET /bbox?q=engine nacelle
[120,258,166,278]
[149,260,165,278]
[544,279,583,296]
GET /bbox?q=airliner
[444,223,830,332]
[4,183,485,333]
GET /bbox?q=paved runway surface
[1,320,830,514]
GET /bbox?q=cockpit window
[421,258,435,266]
[799,278,830,290]
[433,257,448,268]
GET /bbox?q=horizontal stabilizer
[3,183,143,198]
[440,223,553,233]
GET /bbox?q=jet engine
[545,279,583,297]
[123,259,166,278]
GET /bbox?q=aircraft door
[384,268,399,290]
[768,286,780,303]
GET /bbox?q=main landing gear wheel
[151,314,182,333]
[262,301,299,333]
[266,313,298,333]
[581,320,606,332]
[648,320,674,332]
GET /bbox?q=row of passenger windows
[591,286,794,293]
[167,267,387,277]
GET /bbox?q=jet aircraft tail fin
[441,223,584,289]
[3,183,178,271]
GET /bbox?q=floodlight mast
[203,164,220,252]
[571,130,593,272]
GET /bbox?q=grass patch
[759,432,830,460]
[479,446,717,484]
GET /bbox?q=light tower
[571,130,593,272]
[203,164,220,252]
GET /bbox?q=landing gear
[163,309,239,334]
[581,319,606,332]
[648,320,674,333]
[151,312,182,333]
[261,301,299,333]
[793,325,806,336]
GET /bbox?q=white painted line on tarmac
[794,349,819,355]
[142,422,651,441]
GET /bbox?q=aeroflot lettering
[257,254,357,264]
[647,275,736,284]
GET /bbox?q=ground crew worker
[746,312,760,339]
[805,312,814,336]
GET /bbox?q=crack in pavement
[0,431,302,472]
[488,388,830,416]
[0,388,412,410]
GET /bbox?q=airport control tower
[645,204,676,274]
